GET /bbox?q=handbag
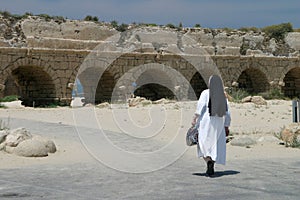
[186,125,198,146]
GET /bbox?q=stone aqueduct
[0,46,300,106]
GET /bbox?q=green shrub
[38,14,52,21]
[294,28,300,32]
[222,27,234,33]
[84,15,98,22]
[262,22,293,41]
[111,20,118,28]
[84,15,93,21]
[227,88,251,102]
[0,10,12,18]
[239,27,260,33]
[0,95,19,102]
[258,88,286,100]
[146,23,157,27]
[116,23,128,32]
[166,23,176,29]
[194,24,201,28]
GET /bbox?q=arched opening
[135,84,175,101]
[188,72,207,100]
[283,68,300,98]
[4,66,56,107]
[133,69,175,101]
[237,68,269,94]
[72,78,84,97]
[95,70,116,103]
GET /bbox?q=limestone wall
[1,15,300,57]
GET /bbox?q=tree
[92,16,99,22]
[179,22,183,28]
[84,15,93,21]
[84,15,98,22]
[111,20,118,28]
[194,24,201,28]
[116,23,128,32]
[262,22,293,41]
[166,23,176,29]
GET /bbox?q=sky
[0,0,299,28]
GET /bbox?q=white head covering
[208,75,227,117]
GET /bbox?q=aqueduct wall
[0,47,299,106]
[1,17,300,106]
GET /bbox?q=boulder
[4,128,32,147]
[0,128,57,157]
[241,96,252,103]
[230,136,256,147]
[280,123,300,147]
[0,130,9,144]
[96,102,110,109]
[12,136,56,157]
[251,96,267,105]
[153,98,175,104]
[241,96,267,105]
[128,96,147,107]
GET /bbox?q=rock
[70,97,85,107]
[285,32,300,51]
[257,135,281,143]
[0,128,57,157]
[280,123,300,146]
[0,130,9,144]
[96,102,110,109]
[153,98,175,104]
[4,128,32,147]
[241,96,267,105]
[141,100,152,106]
[230,136,256,147]
[241,96,252,103]
[0,100,24,108]
[251,96,267,105]
[128,96,147,107]
[12,136,56,157]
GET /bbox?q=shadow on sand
[193,170,240,178]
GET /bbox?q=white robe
[195,89,231,165]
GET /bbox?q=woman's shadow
[193,170,240,178]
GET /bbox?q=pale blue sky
[1,0,299,28]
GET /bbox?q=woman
[192,75,231,176]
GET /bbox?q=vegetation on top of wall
[0,10,66,24]
[84,15,99,22]
[165,23,176,29]
[294,28,300,32]
[238,26,260,33]
[1,10,299,38]
[262,22,293,41]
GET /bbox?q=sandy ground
[0,99,299,170]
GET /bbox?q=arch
[4,65,57,107]
[95,70,116,103]
[1,57,62,103]
[134,68,176,101]
[188,72,207,100]
[135,84,174,101]
[282,67,300,98]
[237,68,269,94]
